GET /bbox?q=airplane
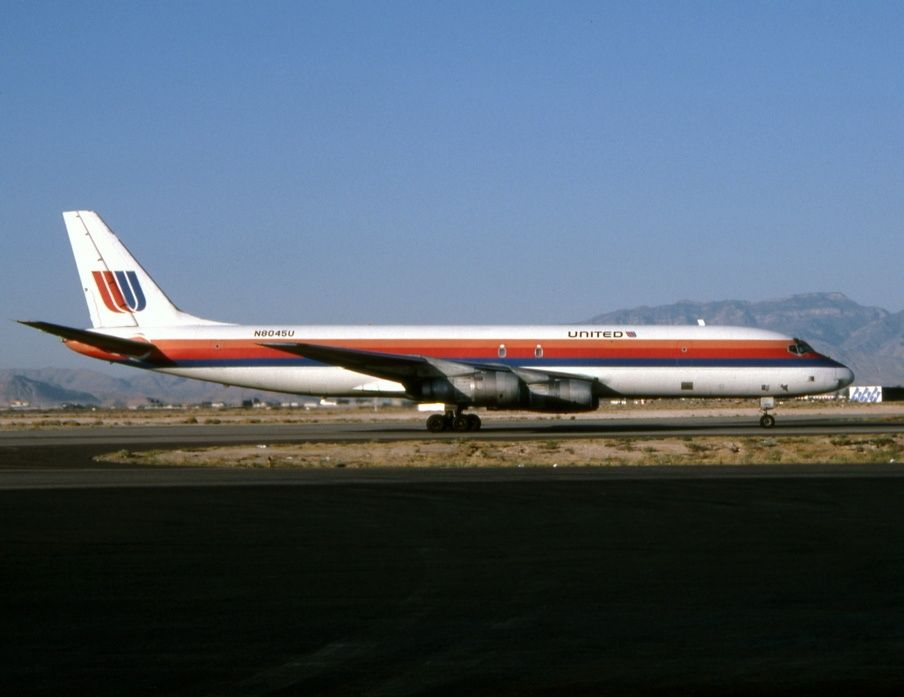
[21,211,855,431]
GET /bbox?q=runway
[2,411,901,451]
[2,415,904,696]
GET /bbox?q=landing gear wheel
[426,414,447,432]
[425,406,479,433]
[759,414,776,428]
[452,416,470,432]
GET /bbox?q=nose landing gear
[759,397,776,428]
[759,413,776,428]
[425,406,482,432]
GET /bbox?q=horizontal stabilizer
[18,320,159,359]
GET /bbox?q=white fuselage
[71,323,853,400]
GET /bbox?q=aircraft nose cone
[836,366,854,389]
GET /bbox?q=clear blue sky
[3,1,903,370]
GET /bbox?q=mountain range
[585,292,903,386]
[3,293,901,407]
[0,368,289,409]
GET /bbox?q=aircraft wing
[258,341,487,383]
[260,341,604,391]
[18,320,161,359]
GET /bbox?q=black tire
[466,414,481,431]
[759,414,776,428]
[426,414,446,432]
[452,416,470,432]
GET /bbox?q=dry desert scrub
[97,433,904,469]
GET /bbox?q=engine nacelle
[420,369,524,408]
[419,370,599,413]
[526,378,599,412]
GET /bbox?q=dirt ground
[96,431,903,469]
[5,400,902,468]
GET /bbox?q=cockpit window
[788,339,815,356]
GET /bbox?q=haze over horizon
[3,2,902,371]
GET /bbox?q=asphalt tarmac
[3,419,904,696]
[1,411,902,450]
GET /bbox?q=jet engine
[418,369,599,412]
[419,369,524,408]
[524,377,598,412]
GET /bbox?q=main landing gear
[425,406,482,432]
[759,397,776,428]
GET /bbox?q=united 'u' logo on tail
[92,270,147,313]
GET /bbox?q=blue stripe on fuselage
[132,357,845,369]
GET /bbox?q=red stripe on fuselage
[139,338,813,363]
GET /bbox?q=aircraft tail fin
[63,211,224,329]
